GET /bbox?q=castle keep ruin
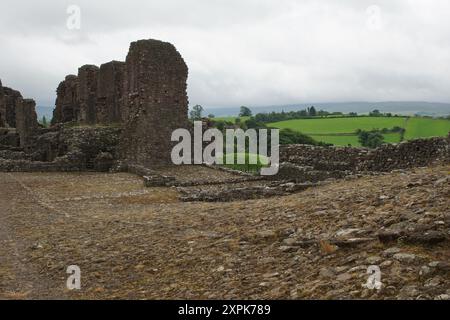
[2,39,189,170]
[50,39,189,166]
[120,40,189,166]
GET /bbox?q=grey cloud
[0,0,449,108]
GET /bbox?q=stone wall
[120,39,189,166]
[52,75,79,125]
[0,80,5,127]
[280,136,450,175]
[78,65,99,125]
[96,61,125,124]
[49,39,189,167]
[2,87,22,128]
[0,80,39,149]
[0,125,121,172]
[15,98,38,149]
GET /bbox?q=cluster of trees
[357,130,384,148]
[190,105,253,120]
[253,106,338,123]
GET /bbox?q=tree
[308,106,317,117]
[208,114,215,118]
[41,116,48,127]
[358,130,384,148]
[239,106,252,117]
[369,109,382,117]
[189,105,203,120]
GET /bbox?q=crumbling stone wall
[280,136,450,174]
[52,75,79,125]
[78,65,99,125]
[0,80,39,149]
[2,87,22,128]
[120,39,189,166]
[15,98,38,149]
[0,80,5,127]
[0,125,121,172]
[96,61,125,124]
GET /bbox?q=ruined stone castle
[0,38,449,193]
[0,39,189,168]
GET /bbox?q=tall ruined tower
[78,65,99,125]
[120,39,189,166]
[15,98,38,149]
[96,61,125,124]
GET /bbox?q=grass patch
[217,153,269,173]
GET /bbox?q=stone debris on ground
[0,165,448,299]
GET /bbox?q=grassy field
[269,117,408,134]
[404,118,450,139]
[308,133,402,147]
[267,116,450,146]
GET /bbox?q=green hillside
[267,116,450,146]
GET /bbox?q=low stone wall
[280,136,450,173]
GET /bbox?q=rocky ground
[0,165,448,300]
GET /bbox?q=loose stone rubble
[0,165,448,299]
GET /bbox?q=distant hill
[204,101,450,118]
[37,101,450,121]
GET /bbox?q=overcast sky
[0,0,449,107]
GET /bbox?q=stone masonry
[0,79,39,149]
[24,39,189,168]
[119,39,189,166]
[96,61,125,124]
[78,65,99,125]
[15,98,38,149]
[2,86,22,128]
[52,75,79,125]
[0,80,5,127]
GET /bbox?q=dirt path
[0,173,67,299]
